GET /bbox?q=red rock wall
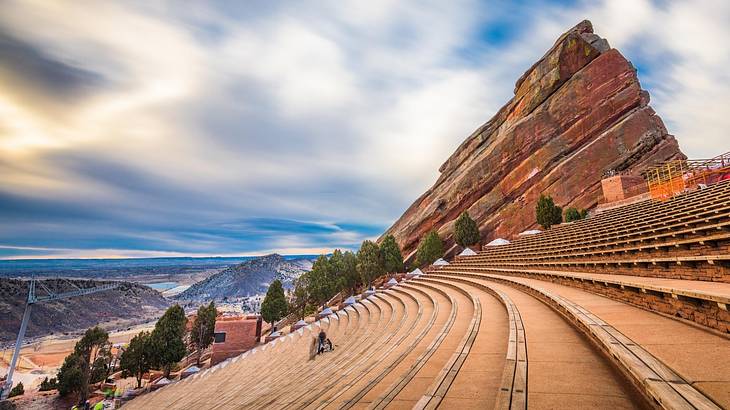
[384,20,685,262]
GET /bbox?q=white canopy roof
[155,377,171,385]
[344,296,356,305]
[387,278,398,285]
[459,247,477,256]
[294,319,307,327]
[321,307,333,315]
[518,229,542,236]
[409,268,424,276]
[486,238,511,246]
[184,366,200,373]
[432,258,449,266]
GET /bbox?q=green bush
[8,382,23,398]
[38,377,58,391]
[564,207,588,222]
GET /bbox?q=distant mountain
[0,278,170,341]
[175,254,313,302]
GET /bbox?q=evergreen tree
[308,255,337,307]
[340,251,360,294]
[119,331,153,388]
[416,230,444,267]
[56,326,111,402]
[380,235,404,273]
[328,249,346,292]
[290,273,311,320]
[357,240,384,287]
[536,194,563,229]
[454,211,480,247]
[261,279,288,326]
[189,302,217,365]
[149,305,187,378]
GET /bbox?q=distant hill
[0,278,169,342]
[175,254,313,302]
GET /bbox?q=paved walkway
[457,276,643,409]
[490,274,730,408]
[471,266,730,300]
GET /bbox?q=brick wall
[601,175,647,202]
[210,317,261,365]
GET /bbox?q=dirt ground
[0,322,155,391]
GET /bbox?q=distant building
[210,315,262,365]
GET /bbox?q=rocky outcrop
[384,20,684,262]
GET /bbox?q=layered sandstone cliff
[384,20,684,261]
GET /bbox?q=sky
[0,0,728,259]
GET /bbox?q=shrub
[564,207,588,222]
[454,211,480,247]
[38,377,58,392]
[8,382,23,398]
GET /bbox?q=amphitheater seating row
[454,182,730,283]
[124,269,729,409]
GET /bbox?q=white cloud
[0,0,728,257]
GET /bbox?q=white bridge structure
[1,277,119,400]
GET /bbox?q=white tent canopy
[432,258,450,266]
[343,296,356,305]
[155,377,171,385]
[387,278,398,285]
[294,319,307,327]
[320,307,333,315]
[409,268,424,276]
[486,238,511,246]
[459,247,477,256]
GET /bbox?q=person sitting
[326,338,334,352]
[318,330,327,354]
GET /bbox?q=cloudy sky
[1,0,728,259]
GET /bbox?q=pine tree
[56,326,111,402]
[149,305,187,378]
[290,273,311,320]
[309,255,338,307]
[380,235,404,273]
[119,331,153,388]
[190,302,217,365]
[536,194,563,229]
[416,231,444,267]
[340,251,360,294]
[357,240,384,287]
[261,279,288,326]
[454,211,480,247]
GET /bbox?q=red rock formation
[383,20,684,262]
